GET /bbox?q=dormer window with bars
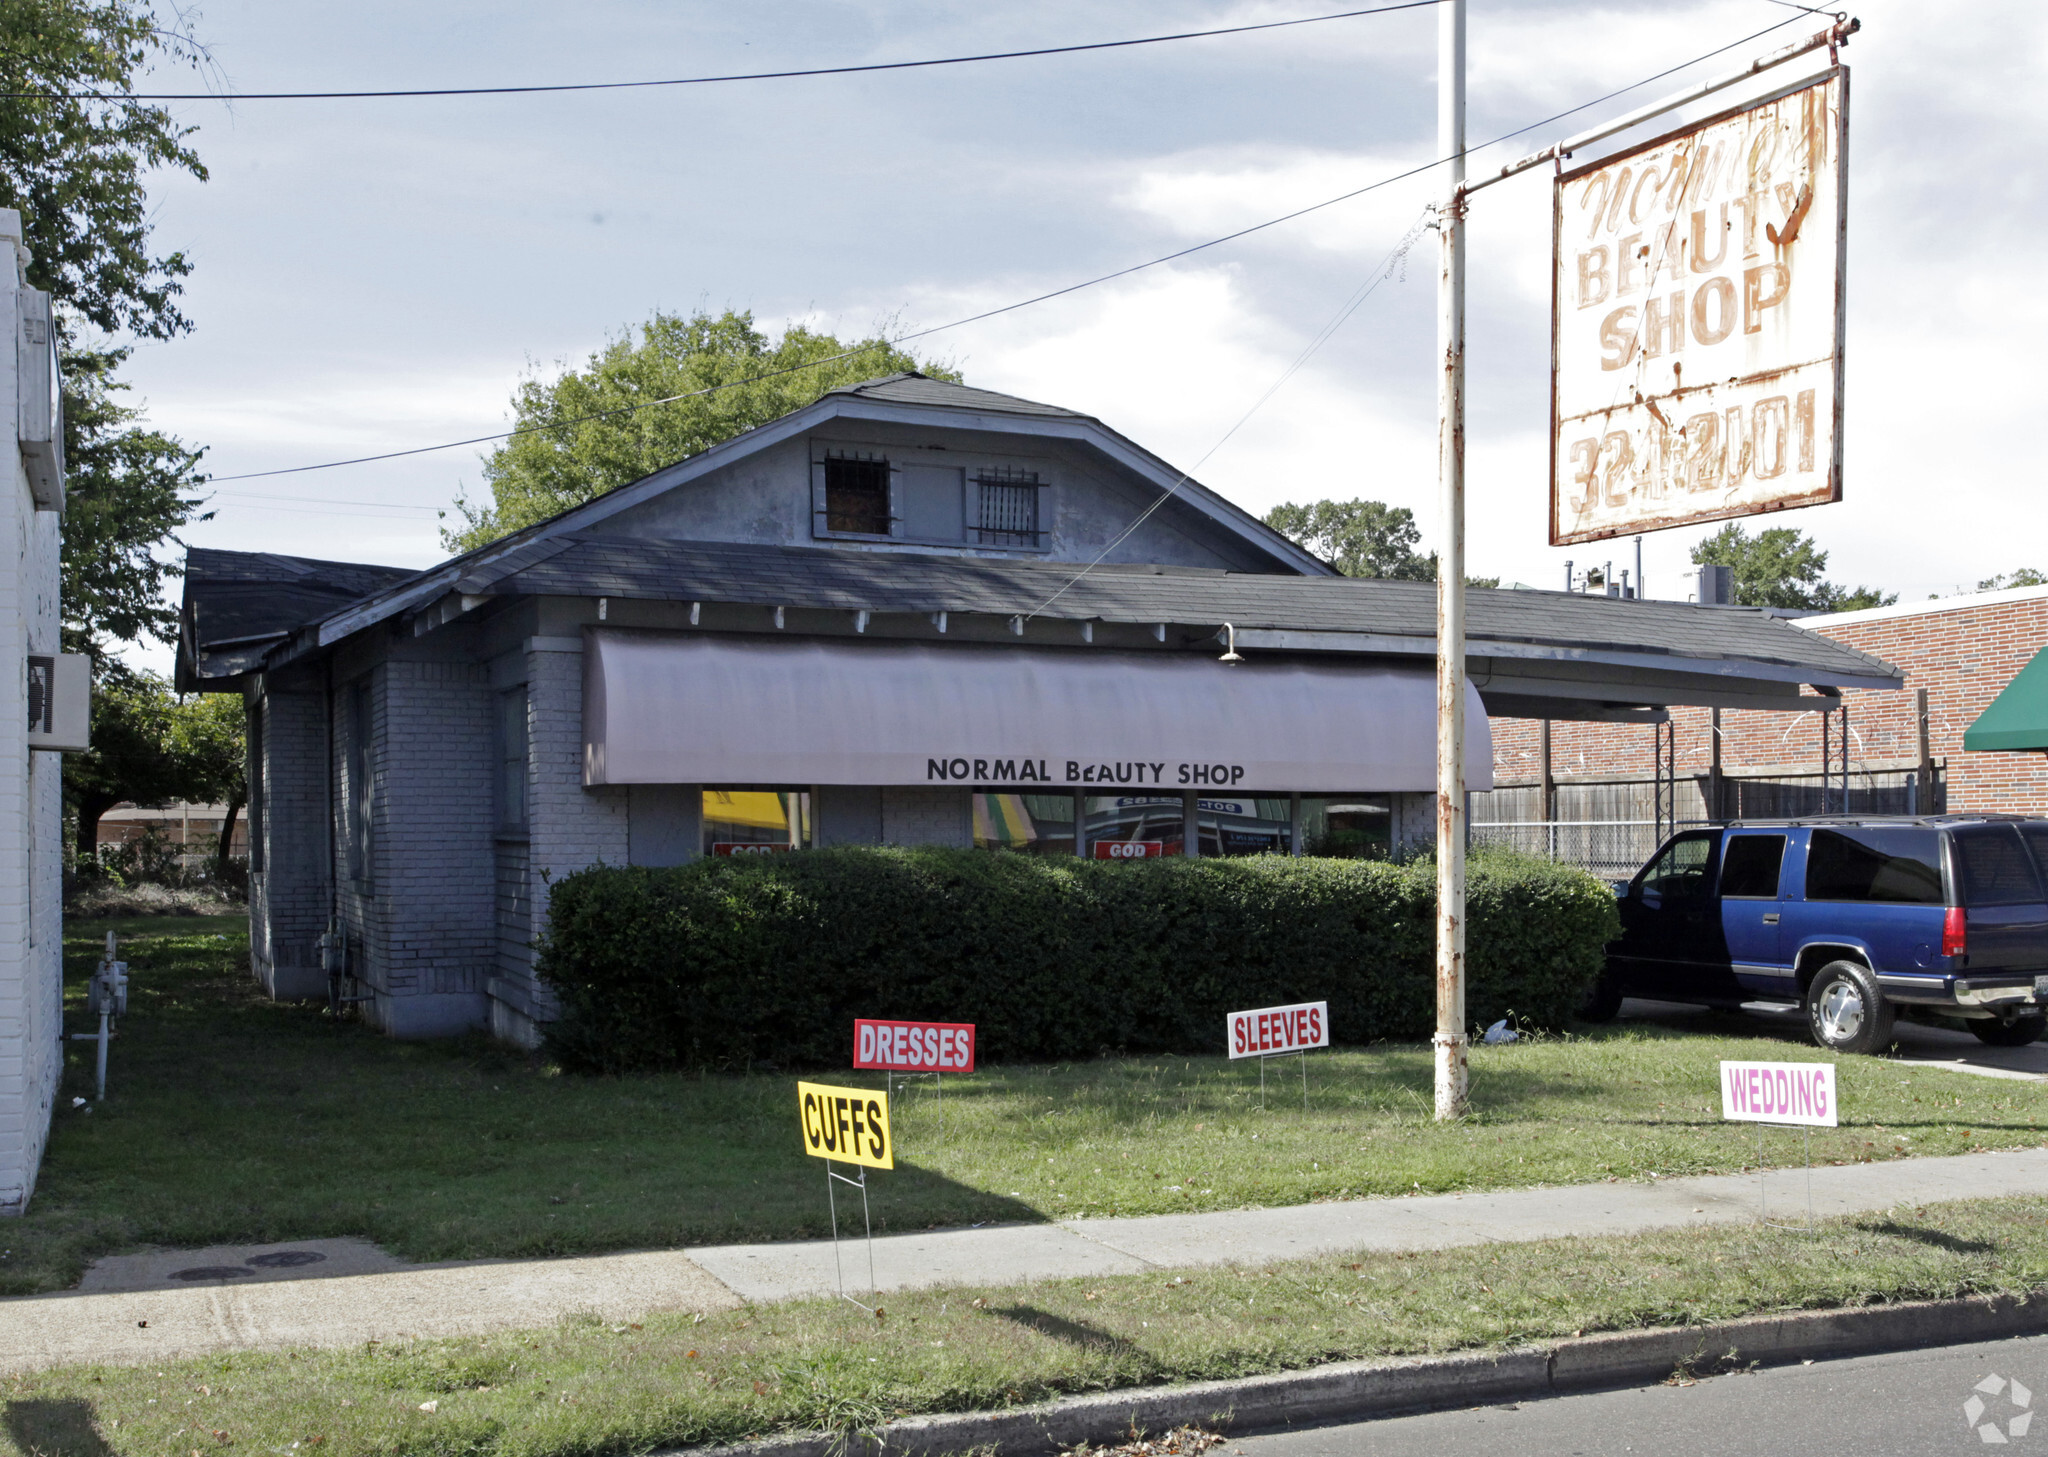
[811,440,1052,551]
[973,467,1043,548]
[821,453,893,536]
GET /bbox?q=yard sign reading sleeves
[1552,69,1848,545]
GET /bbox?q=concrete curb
[667,1291,2048,1457]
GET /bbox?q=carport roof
[434,535,1903,719]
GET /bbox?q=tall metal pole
[1433,0,1468,1122]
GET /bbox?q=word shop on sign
[1719,1060,1837,1128]
[853,1019,976,1073]
[1227,1001,1329,1059]
[797,1081,894,1169]
[1552,71,1847,544]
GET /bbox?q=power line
[211,9,1811,498]
[7,3,1439,102]
[1026,212,1434,621]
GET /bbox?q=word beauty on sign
[1718,1060,1837,1128]
[798,1081,894,1169]
[1551,70,1847,545]
[1227,1001,1330,1060]
[853,1019,976,1073]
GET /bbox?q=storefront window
[1201,796,1295,857]
[1300,795,1393,859]
[702,789,812,857]
[1084,795,1186,858]
[973,793,1076,854]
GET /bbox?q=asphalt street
[1234,1332,2048,1456]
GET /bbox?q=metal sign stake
[885,1068,943,1136]
[824,1158,880,1312]
[1254,1049,1311,1114]
[1758,1123,1818,1234]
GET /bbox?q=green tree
[61,347,208,652]
[166,690,245,883]
[1262,499,1434,579]
[2,0,213,658]
[1978,568,2048,592]
[0,0,208,340]
[66,666,183,861]
[445,309,961,550]
[1691,524,1894,612]
[67,668,243,869]
[1,0,221,846]
[1261,498,1497,585]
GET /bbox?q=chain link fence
[1471,819,1716,881]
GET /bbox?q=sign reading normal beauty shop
[1228,1001,1329,1060]
[1719,1060,1837,1127]
[1552,69,1847,545]
[798,1081,894,1168]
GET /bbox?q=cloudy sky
[111,0,2046,673]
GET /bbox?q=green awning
[1965,645,2048,751]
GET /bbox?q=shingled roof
[177,547,416,690]
[817,372,1088,419]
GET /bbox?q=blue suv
[1587,816,2048,1055]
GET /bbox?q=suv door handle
[1762,912,1780,924]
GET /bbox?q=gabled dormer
[526,373,1333,575]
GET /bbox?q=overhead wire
[5,3,1439,102]
[209,8,1814,505]
[1024,211,1434,621]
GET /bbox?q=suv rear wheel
[1972,1013,2048,1047]
[1805,960,1895,1055]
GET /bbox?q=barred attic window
[824,456,891,535]
[975,468,1040,547]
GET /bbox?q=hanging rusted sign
[1551,69,1847,546]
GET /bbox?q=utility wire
[211,9,1812,496]
[1025,212,1433,621]
[6,3,1439,102]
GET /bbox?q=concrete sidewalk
[8,1148,2048,1372]
[688,1146,2048,1302]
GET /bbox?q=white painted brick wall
[0,232,65,1215]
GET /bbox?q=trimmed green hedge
[535,848,1620,1074]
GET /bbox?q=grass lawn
[9,1194,2048,1457]
[10,913,2047,1297]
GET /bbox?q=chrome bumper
[1954,979,2044,1008]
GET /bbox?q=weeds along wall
[535,848,1620,1074]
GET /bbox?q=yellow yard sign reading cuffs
[798,1081,893,1170]
[1551,69,1847,545]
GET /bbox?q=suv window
[1720,834,1787,898]
[1639,833,1716,900]
[1805,827,1943,904]
[1953,825,2047,906]
[2020,824,2048,886]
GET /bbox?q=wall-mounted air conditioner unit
[27,652,89,751]
[17,287,62,511]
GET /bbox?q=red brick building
[1479,584,2048,863]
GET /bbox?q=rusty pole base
[1432,1031,1469,1121]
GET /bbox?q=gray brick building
[179,375,1904,1044]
